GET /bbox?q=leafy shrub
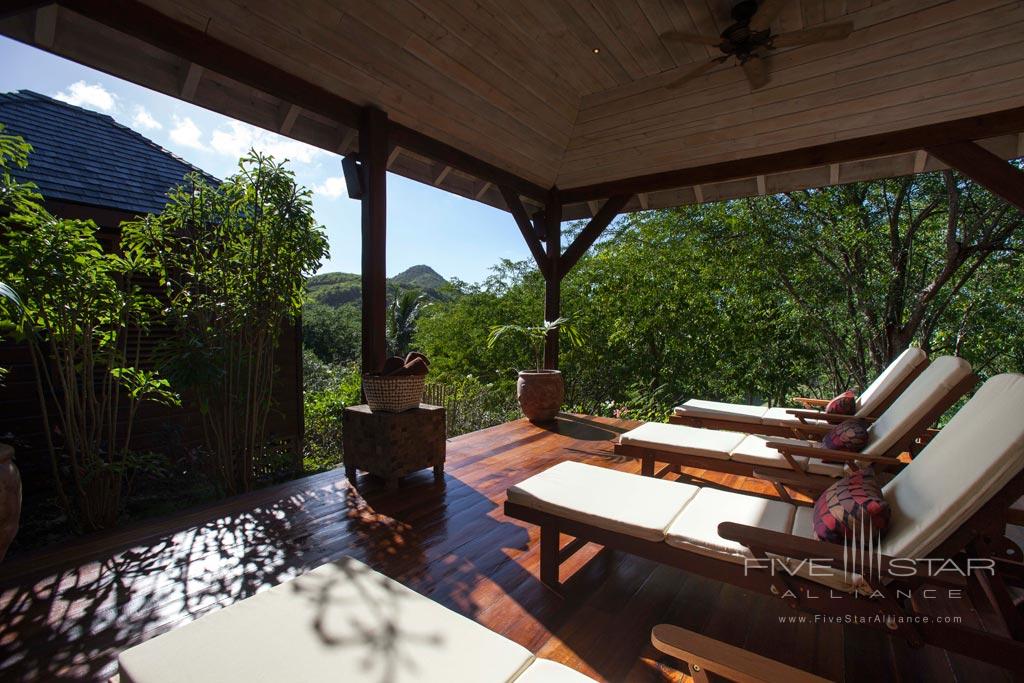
[303,360,361,472]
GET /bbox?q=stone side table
[342,404,446,491]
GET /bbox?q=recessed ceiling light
[592,47,601,54]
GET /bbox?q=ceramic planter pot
[516,369,564,423]
[0,443,21,562]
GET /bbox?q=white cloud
[53,81,116,112]
[210,120,322,164]
[131,105,162,131]
[314,176,348,199]
[169,116,204,149]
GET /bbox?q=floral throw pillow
[824,390,856,415]
[813,467,891,544]
[821,419,869,452]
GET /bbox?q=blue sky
[0,37,534,283]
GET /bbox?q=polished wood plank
[0,414,1011,682]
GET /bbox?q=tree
[746,172,1023,388]
[1,129,178,531]
[386,288,427,357]
[124,151,329,494]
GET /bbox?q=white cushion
[664,487,795,563]
[857,347,928,417]
[118,556,543,683]
[619,422,745,460]
[865,356,972,456]
[804,457,847,478]
[513,659,597,682]
[882,374,1024,559]
[728,435,811,469]
[673,399,767,424]
[760,406,804,427]
[506,460,699,541]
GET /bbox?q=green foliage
[0,130,180,531]
[302,356,361,472]
[303,302,360,364]
[417,177,1023,420]
[124,150,329,494]
[387,288,427,357]
[487,316,582,371]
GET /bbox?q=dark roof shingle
[0,89,213,216]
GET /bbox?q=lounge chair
[615,355,976,492]
[670,347,929,438]
[505,373,1024,671]
[118,555,596,683]
[650,625,829,683]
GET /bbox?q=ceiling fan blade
[771,22,854,48]
[660,30,722,47]
[742,55,770,90]
[749,0,791,32]
[665,57,726,90]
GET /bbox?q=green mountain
[305,265,447,309]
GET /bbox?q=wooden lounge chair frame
[616,372,978,496]
[668,359,929,439]
[650,624,830,683]
[504,465,1024,672]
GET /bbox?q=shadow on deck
[0,414,1011,682]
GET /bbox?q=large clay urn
[0,443,21,562]
[516,369,564,423]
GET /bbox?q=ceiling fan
[661,0,854,90]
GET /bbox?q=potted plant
[487,317,582,422]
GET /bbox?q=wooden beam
[360,107,388,376]
[337,127,357,155]
[48,0,547,203]
[913,150,928,174]
[474,181,492,200]
[278,103,300,136]
[500,185,550,280]
[756,175,766,196]
[927,141,1024,214]
[828,164,840,185]
[180,62,203,100]
[638,193,649,210]
[543,188,562,370]
[386,146,401,169]
[693,185,704,203]
[33,4,56,47]
[388,122,546,202]
[559,194,631,277]
[559,106,1024,203]
[587,200,600,216]
[433,165,451,186]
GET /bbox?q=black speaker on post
[341,155,363,200]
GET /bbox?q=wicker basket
[363,374,426,412]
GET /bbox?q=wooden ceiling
[2,0,1024,219]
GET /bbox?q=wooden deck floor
[0,414,1014,682]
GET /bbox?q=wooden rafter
[559,194,631,277]
[927,141,1024,214]
[39,0,548,203]
[500,185,549,280]
[559,107,1024,203]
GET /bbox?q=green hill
[305,265,447,309]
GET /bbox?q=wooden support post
[559,194,631,277]
[360,106,388,376]
[500,186,550,280]
[927,141,1024,214]
[543,188,561,370]
[540,525,560,588]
